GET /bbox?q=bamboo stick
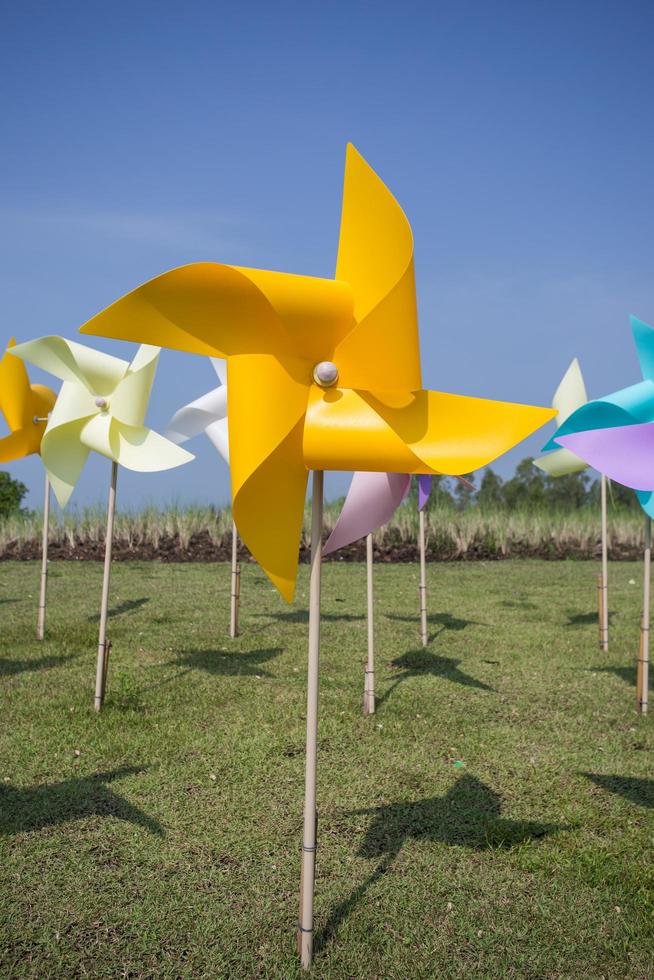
[600,474,609,651]
[36,472,50,641]
[364,532,375,715]
[298,470,323,970]
[94,460,118,712]
[230,521,240,638]
[419,507,428,647]
[638,515,650,715]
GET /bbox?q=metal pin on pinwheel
[164,359,243,638]
[0,338,57,639]
[552,317,654,714]
[78,144,555,968]
[11,337,193,710]
[533,358,611,650]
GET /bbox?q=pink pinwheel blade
[322,471,411,555]
[557,422,654,491]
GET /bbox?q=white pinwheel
[165,358,243,638]
[11,337,193,506]
[164,358,228,462]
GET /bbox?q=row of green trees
[0,472,28,519]
[0,458,642,520]
[406,458,640,512]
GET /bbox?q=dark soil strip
[0,530,642,562]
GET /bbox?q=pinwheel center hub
[95,397,109,411]
[312,361,339,388]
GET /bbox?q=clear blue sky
[2,1,654,512]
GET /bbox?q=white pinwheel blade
[113,424,194,472]
[110,345,160,427]
[552,358,587,426]
[533,447,587,477]
[165,387,228,445]
[205,416,229,463]
[11,336,128,394]
[211,357,228,386]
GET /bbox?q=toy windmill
[533,359,608,647]
[78,144,555,967]
[555,317,654,714]
[0,339,56,638]
[11,338,193,710]
[164,359,242,638]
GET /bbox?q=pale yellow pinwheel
[10,338,193,505]
[534,358,588,477]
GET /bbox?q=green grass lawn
[1,559,653,978]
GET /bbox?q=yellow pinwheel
[0,338,56,462]
[10,338,193,506]
[80,144,555,601]
[1,338,58,640]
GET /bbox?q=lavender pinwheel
[322,472,411,557]
[554,315,654,713]
[554,317,654,516]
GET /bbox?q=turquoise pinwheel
[553,317,654,515]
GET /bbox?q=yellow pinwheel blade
[0,339,57,460]
[227,353,310,601]
[0,339,31,430]
[80,263,352,362]
[233,418,308,603]
[304,387,556,474]
[0,431,31,464]
[334,144,421,391]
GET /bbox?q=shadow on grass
[386,611,488,644]
[0,653,77,679]
[0,597,21,605]
[252,610,365,625]
[583,773,654,808]
[0,766,163,836]
[315,774,562,954]
[589,665,635,686]
[500,598,538,610]
[377,649,494,707]
[566,610,615,627]
[87,597,150,623]
[164,647,283,678]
